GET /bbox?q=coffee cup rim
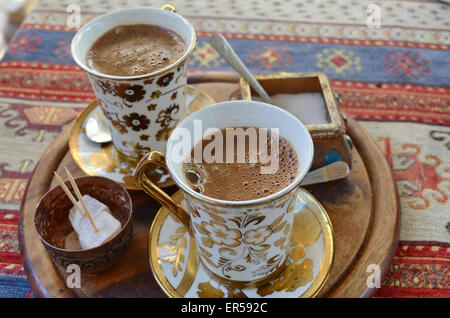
[165,100,314,207]
[70,7,196,81]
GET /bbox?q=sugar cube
[68,195,121,250]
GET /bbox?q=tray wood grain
[19,72,400,298]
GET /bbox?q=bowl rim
[34,175,133,253]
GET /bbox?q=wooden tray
[19,72,400,298]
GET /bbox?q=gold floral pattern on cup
[89,60,189,165]
[185,191,297,283]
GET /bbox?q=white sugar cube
[69,195,107,229]
[68,195,121,250]
[78,210,122,249]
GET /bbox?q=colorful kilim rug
[0,0,448,298]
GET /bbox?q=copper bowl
[34,176,133,273]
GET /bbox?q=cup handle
[135,151,190,228]
[161,4,176,12]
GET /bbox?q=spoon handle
[210,33,273,104]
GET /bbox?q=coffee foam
[182,128,299,201]
[86,24,186,77]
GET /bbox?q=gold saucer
[69,86,215,190]
[148,188,334,298]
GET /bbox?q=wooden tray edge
[324,117,400,297]
[19,123,76,298]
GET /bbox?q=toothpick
[64,167,99,233]
[54,171,84,215]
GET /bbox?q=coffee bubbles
[86,24,186,77]
[182,127,299,201]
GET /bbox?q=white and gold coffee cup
[135,101,314,288]
[71,5,196,166]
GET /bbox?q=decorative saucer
[149,188,334,298]
[69,86,215,190]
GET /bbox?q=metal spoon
[209,33,273,104]
[85,110,112,143]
